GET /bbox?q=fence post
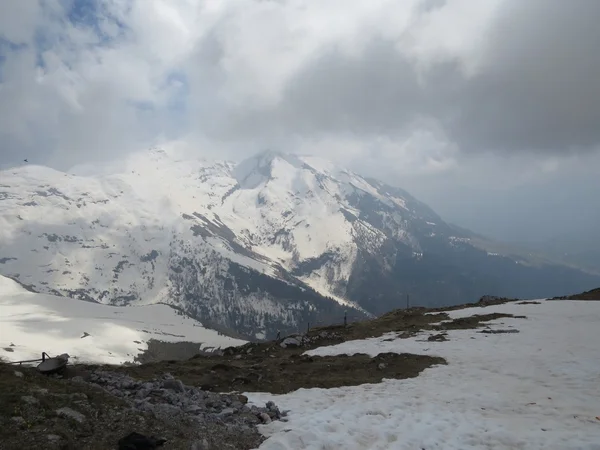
[307,322,310,334]
[344,310,347,327]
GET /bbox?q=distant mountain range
[1,148,599,339]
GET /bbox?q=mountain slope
[0,274,245,364]
[1,148,599,338]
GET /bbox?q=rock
[234,355,242,360]
[237,394,249,404]
[162,372,175,380]
[70,376,85,383]
[118,432,167,449]
[47,435,62,443]
[11,417,26,426]
[56,407,86,423]
[377,363,387,370]
[190,439,210,450]
[266,401,277,411]
[14,371,24,378]
[69,393,88,401]
[162,379,185,392]
[279,337,301,349]
[428,333,448,342]
[217,408,235,417]
[21,395,39,405]
[259,412,272,424]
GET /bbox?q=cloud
[0,0,599,173]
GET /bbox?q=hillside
[551,287,600,301]
[1,147,600,339]
[0,275,245,365]
[2,298,600,449]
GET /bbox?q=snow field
[247,300,600,450]
[0,275,246,365]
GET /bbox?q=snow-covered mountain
[0,274,245,364]
[1,148,599,339]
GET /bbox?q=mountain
[1,148,599,339]
[0,274,246,364]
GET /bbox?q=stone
[56,407,86,423]
[117,432,167,449]
[21,395,39,405]
[280,337,301,348]
[237,394,249,404]
[162,379,185,393]
[217,408,235,417]
[259,412,272,424]
[11,417,26,426]
[47,435,62,443]
[377,363,387,370]
[14,371,24,378]
[190,439,210,450]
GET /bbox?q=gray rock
[162,379,185,392]
[378,363,387,370]
[47,435,61,442]
[190,438,210,450]
[259,412,272,424]
[11,417,26,426]
[280,337,301,348]
[56,407,86,423]
[21,395,39,405]
[217,408,235,417]
[14,371,24,378]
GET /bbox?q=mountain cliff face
[1,148,599,339]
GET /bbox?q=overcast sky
[1,0,599,242]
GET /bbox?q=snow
[247,300,600,449]
[0,275,245,365]
[0,147,451,325]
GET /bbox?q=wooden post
[307,322,310,334]
[344,311,347,327]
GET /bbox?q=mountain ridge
[1,147,599,338]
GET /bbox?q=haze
[1,0,599,245]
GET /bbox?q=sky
[0,0,599,243]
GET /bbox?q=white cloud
[1,0,599,241]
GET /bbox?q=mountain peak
[233,150,307,189]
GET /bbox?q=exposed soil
[103,351,445,395]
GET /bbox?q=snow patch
[247,300,600,449]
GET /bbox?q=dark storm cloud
[208,0,600,155]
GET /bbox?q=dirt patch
[106,351,445,395]
[433,313,522,331]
